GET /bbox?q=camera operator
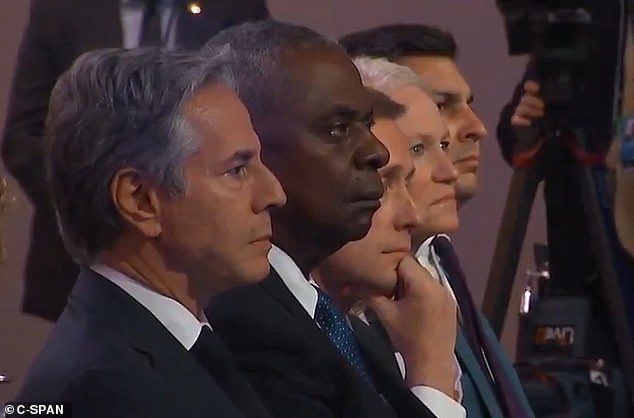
[496,62,597,295]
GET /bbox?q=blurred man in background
[2,0,270,322]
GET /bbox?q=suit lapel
[456,331,504,418]
[69,269,244,416]
[259,271,399,417]
[478,314,534,417]
[350,316,401,379]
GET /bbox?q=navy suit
[14,269,252,418]
[206,269,437,418]
[456,315,534,418]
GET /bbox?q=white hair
[352,56,429,95]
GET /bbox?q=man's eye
[436,102,447,111]
[330,123,350,139]
[366,118,376,130]
[411,142,425,155]
[440,141,450,150]
[225,165,248,178]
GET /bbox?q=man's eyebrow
[219,149,256,166]
[433,91,474,105]
[325,104,361,119]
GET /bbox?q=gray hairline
[48,47,239,264]
[161,46,239,196]
[352,56,430,96]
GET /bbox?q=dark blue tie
[432,235,530,418]
[314,288,374,387]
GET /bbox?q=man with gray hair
[13,47,285,418]
[204,20,447,418]
[349,57,534,418]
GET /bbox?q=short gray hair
[46,47,236,265]
[353,56,429,95]
[201,20,341,142]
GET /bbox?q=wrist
[404,355,455,397]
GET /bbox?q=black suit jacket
[14,268,253,418]
[1,0,270,322]
[206,269,438,418]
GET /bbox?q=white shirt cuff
[410,386,466,418]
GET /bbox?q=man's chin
[456,175,478,205]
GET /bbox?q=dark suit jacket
[206,269,438,418]
[1,0,270,322]
[456,318,534,418]
[14,268,250,418]
[367,307,533,418]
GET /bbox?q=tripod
[482,115,634,404]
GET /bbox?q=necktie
[139,0,163,46]
[314,288,375,387]
[432,235,530,418]
[190,326,270,418]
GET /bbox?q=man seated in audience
[312,60,464,417]
[342,36,535,417]
[205,20,454,418]
[14,47,285,418]
[340,24,487,208]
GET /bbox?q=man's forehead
[283,47,368,109]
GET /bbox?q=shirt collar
[268,245,319,319]
[414,234,452,281]
[90,263,209,350]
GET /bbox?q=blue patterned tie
[314,288,374,387]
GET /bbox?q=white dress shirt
[268,245,466,418]
[91,263,209,350]
[415,235,482,401]
[120,0,178,49]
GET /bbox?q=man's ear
[111,169,162,238]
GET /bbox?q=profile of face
[116,85,286,293]
[390,86,459,244]
[607,139,634,257]
[397,56,487,206]
[314,117,419,300]
[262,46,389,249]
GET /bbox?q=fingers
[519,95,544,111]
[523,80,540,94]
[397,256,433,285]
[511,115,532,127]
[368,295,396,326]
[511,87,545,127]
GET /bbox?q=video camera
[496,0,625,151]
[492,1,634,416]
